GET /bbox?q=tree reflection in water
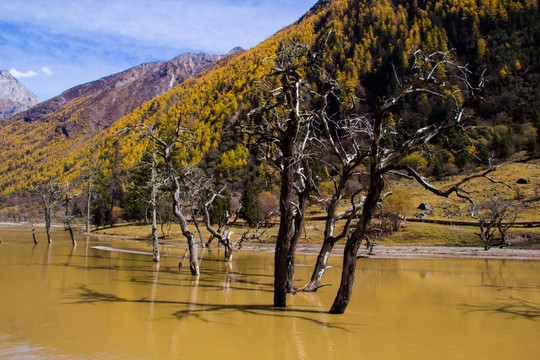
[462,296,540,321]
[71,284,351,330]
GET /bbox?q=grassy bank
[92,161,540,249]
[92,218,540,250]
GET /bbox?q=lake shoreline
[2,222,539,261]
[78,231,540,261]
[236,242,540,260]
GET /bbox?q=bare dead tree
[246,41,319,307]
[299,73,371,291]
[79,137,101,235]
[232,204,278,249]
[476,198,519,250]
[327,49,498,314]
[148,139,162,262]
[164,149,200,274]
[84,176,93,234]
[31,221,38,245]
[157,196,174,238]
[164,162,243,261]
[34,179,63,244]
[138,137,168,262]
[125,136,168,262]
[123,118,201,275]
[202,187,237,261]
[61,182,79,246]
[179,166,210,247]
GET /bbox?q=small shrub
[400,153,428,171]
[379,186,414,234]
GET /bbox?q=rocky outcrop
[0,70,39,119]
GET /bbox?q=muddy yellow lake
[1,226,539,359]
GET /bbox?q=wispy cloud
[41,67,53,76]
[7,67,53,80]
[0,0,314,53]
[0,0,316,100]
[9,68,38,78]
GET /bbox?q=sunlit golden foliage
[1,0,538,197]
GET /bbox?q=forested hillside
[1,0,538,218]
[0,52,224,196]
[91,0,539,186]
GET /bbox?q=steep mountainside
[93,0,538,179]
[16,52,224,129]
[0,70,39,119]
[1,0,539,197]
[0,52,226,193]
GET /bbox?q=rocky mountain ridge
[0,70,40,119]
[18,52,225,129]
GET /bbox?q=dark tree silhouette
[247,42,318,307]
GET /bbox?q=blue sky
[0,0,317,101]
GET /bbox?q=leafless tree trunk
[31,221,38,245]
[477,216,498,250]
[150,144,160,262]
[203,190,236,261]
[285,157,314,293]
[190,206,205,246]
[247,42,318,307]
[134,120,203,275]
[330,162,385,313]
[301,191,360,291]
[35,180,63,244]
[327,50,494,314]
[476,198,516,250]
[85,181,92,234]
[81,126,100,234]
[62,183,79,246]
[44,205,52,243]
[120,120,202,271]
[300,88,369,291]
[171,176,199,275]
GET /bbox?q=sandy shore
[237,242,540,260]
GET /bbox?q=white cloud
[0,0,316,53]
[9,68,38,78]
[41,67,53,76]
[1,0,316,99]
